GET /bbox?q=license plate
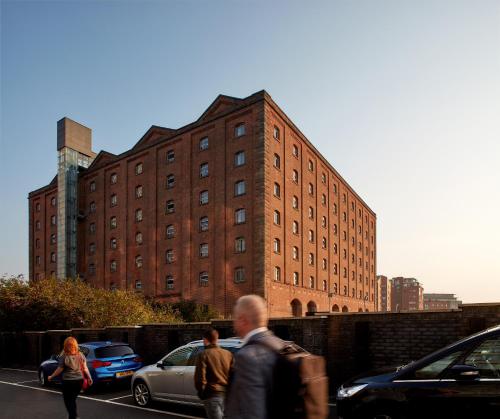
[116,370,134,378]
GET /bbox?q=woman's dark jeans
[62,379,83,419]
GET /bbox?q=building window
[166,174,175,189]
[321,216,327,228]
[333,224,338,235]
[135,280,142,290]
[292,144,299,157]
[89,263,95,275]
[89,243,96,255]
[166,200,175,213]
[235,123,246,137]
[333,283,338,294]
[343,230,347,241]
[110,260,117,272]
[343,249,347,259]
[135,255,143,268]
[273,210,281,226]
[166,224,175,238]
[166,275,174,290]
[273,153,281,169]
[35,238,40,249]
[351,201,355,211]
[166,150,175,163]
[199,243,209,258]
[235,208,246,224]
[234,267,245,283]
[135,232,143,245]
[199,136,209,151]
[89,222,96,233]
[199,271,209,287]
[293,272,299,286]
[274,183,281,198]
[322,280,327,291]
[89,181,96,192]
[135,163,143,175]
[322,194,327,205]
[50,252,56,263]
[234,150,246,167]
[308,183,314,196]
[35,255,41,265]
[135,185,143,198]
[200,190,209,205]
[343,193,347,203]
[274,266,281,282]
[308,253,314,266]
[135,209,143,222]
[321,173,326,184]
[51,196,56,206]
[292,246,299,260]
[309,276,314,288]
[110,237,118,249]
[110,173,117,184]
[351,219,355,228]
[308,160,314,172]
[35,203,41,212]
[235,237,246,253]
[333,263,338,274]
[166,249,174,264]
[333,203,337,214]
[110,216,117,229]
[333,243,338,254]
[198,216,208,232]
[89,201,96,213]
[110,194,117,207]
[235,180,246,196]
[51,215,56,225]
[292,196,299,209]
[322,258,327,270]
[273,126,280,140]
[308,230,314,243]
[273,238,280,254]
[322,237,327,249]
[343,268,347,278]
[200,163,209,178]
[351,254,355,263]
[308,207,314,219]
[292,169,299,183]
[292,221,299,235]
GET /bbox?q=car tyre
[39,370,48,387]
[133,380,152,407]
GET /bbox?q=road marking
[328,403,337,406]
[106,394,133,401]
[0,368,37,373]
[16,380,40,384]
[0,380,203,418]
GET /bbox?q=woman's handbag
[79,354,89,390]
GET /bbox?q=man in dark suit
[224,294,285,419]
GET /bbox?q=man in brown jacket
[194,328,234,419]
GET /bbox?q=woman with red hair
[49,336,93,419]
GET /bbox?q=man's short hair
[203,327,219,344]
[234,294,268,328]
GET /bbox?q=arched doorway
[307,301,317,314]
[332,304,340,312]
[365,308,369,312]
[358,308,363,312]
[291,299,302,317]
[341,306,349,313]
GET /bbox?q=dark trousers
[62,379,83,419]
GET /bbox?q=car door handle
[175,371,184,375]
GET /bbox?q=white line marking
[328,403,337,406]
[0,380,203,418]
[16,380,40,384]
[106,394,133,401]
[0,368,37,373]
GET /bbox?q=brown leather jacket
[194,344,234,400]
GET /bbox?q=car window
[187,346,205,366]
[413,350,465,379]
[163,346,195,367]
[79,346,90,357]
[94,345,134,359]
[464,337,500,378]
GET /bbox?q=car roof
[188,338,243,346]
[79,341,130,348]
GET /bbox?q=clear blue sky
[1,0,499,302]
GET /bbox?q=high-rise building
[391,277,424,312]
[28,90,377,317]
[375,275,392,312]
[424,293,462,310]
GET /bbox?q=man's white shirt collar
[241,327,268,347]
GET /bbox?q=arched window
[291,299,302,317]
[307,301,317,314]
[342,306,349,313]
[332,304,340,312]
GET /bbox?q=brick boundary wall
[1,304,499,390]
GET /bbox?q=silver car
[131,338,242,407]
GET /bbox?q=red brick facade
[28,91,376,317]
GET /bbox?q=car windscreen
[94,345,134,359]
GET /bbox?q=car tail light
[92,360,112,369]
[133,357,143,363]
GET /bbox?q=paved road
[0,368,337,418]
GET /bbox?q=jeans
[62,379,83,419]
[203,395,225,419]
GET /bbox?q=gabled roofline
[28,175,58,198]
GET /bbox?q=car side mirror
[156,362,164,369]
[450,364,480,380]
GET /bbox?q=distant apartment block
[28,90,377,317]
[375,275,392,312]
[391,277,424,312]
[424,293,462,310]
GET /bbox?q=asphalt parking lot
[0,368,337,418]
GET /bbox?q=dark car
[39,341,143,387]
[336,325,500,419]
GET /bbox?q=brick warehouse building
[28,90,377,317]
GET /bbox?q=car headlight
[337,384,368,399]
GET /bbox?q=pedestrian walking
[194,328,234,419]
[48,336,93,419]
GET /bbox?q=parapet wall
[1,304,498,389]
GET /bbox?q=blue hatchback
[39,341,143,388]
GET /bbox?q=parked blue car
[38,341,143,388]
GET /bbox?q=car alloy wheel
[134,382,151,407]
[39,370,47,386]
